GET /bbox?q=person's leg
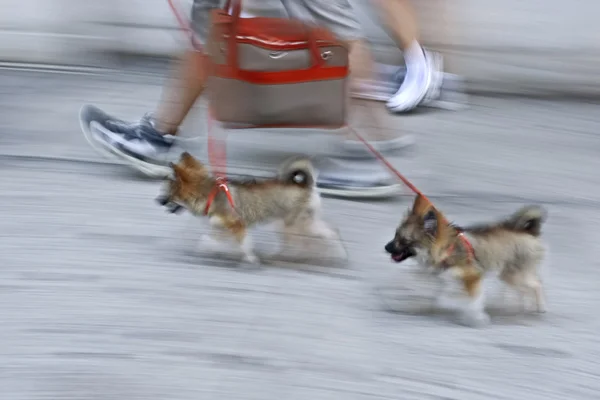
[373,0,441,113]
[154,50,209,135]
[79,0,217,177]
[377,0,419,49]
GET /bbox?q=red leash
[204,108,235,214]
[348,128,426,199]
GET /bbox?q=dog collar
[204,177,235,215]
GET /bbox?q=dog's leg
[499,269,528,313]
[307,217,337,241]
[239,234,259,265]
[436,267,489,327]
[523,273,547,313]
[434,268,470,311]
[458,269,490,327]
[433,277,456,311]
[275,220,300,259]
[223,217,259,265]
[199,225,231,254]
[276,211,319,260]
[306,192,337,241]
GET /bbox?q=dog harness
[441,232,475,268]
[458,232,475,260]
[204,177,236,215]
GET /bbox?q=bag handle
[223,0,325,69]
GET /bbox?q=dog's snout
[169,204,183,214]
[385,241,395,254]
[156,195,169,206]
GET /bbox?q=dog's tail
[503,205,547,237]
[277,156,316,187]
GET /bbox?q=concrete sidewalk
[1,70,600,399]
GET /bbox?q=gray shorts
[190,0,362,44]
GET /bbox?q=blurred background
[2,1,600,399]
[1,0,600,95]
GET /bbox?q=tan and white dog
[385,195,548,326]
[157,152,337,264]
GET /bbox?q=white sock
[404,41,426,70]
[402,40,427,84]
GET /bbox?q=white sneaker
[421,50,444,106]
[386,49,433,113]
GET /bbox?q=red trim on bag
[212,66,348,84]
[231,36,342,51]
[211,14,342,49]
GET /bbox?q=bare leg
[154,50,209,135]
[374,0,419,49]
[372,0,436,113]
[348,39,375,87]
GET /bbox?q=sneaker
[317,176,403,198]
[386,48,434,113]
[314,158,403,198]
[79,104,174,178]
[421,50,444,106]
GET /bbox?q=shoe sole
[421,51,444,106]
[386,76,431,114]
[317,183,405,199]
[79,105,124,161]
[79,104,172,179]
[341,134,416,157]
[386,51,436,113]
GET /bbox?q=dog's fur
[157,152,336,264]
[385,195,548,326]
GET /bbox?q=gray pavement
[1,69,600,399]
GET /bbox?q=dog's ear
[172,163,190,183]
[423,209,438,235]
[179,152,203,170]
[412,194,431,214]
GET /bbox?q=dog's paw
[199,234,230,254]
[458,311,490,328]
[536,304,547,314]
[243,253,260,265]
[435,295,460,311]
[312,222,338,241]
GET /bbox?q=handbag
[206,0,350,128]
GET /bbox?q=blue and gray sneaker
[79,104,175,177]
[314,157,403,198]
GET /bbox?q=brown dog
[157,152,337,264]
[385,195,548,326]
